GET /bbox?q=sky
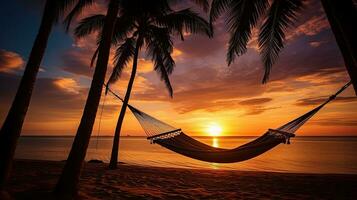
[0,0,356,136]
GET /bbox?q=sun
[207,124,222,137]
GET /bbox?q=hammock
[105,81,351,163]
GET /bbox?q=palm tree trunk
[0,0,56,190]
[321,0,357,95]
[54,0,119,197]
[108,37,141,169]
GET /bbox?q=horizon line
[20,135,357,137]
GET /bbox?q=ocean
[15,136,357,174]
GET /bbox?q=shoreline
[14,158,357,175]
[4,159,357,199]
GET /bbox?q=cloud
[0,49,24,73]
[0,72,87,130]
[310,118,357,127]
[236,98,276,115]
[133,23,347,113]
[137,58,154,73]
[295,96,357,106]
[287,15,330,40]
[239,98,272,105]
[265,30,346,84]
[133,54,268,113]
[173,21,227,59]
[175,34,225,58]
[53,77,81,94]
[2,0,355,136]
[0,71,154,135]
[309,41,327,48]
[244,106,280,116]
[60,48,94,77]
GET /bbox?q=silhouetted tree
[54,0,211,197]
[53,0,120,198]
[320,0,357,94]
[0,0,86,192]
[74,0,212,169]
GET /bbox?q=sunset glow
[207,124,222,137]
[0,0,356,137]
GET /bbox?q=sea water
[15,136,357,174]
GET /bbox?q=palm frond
[145,27,174,96]
[156,59,174,97]
[74,14,106,38]
[112,15,136,45]
[209,0,233,23]
[107,37,136,86]
[63,0,95,32]
[226,0,269,65]
[51,0,75,23]
[90,46,99,67]
[151,49,174,97]
[145,26,175,74]
[156,9,213,39]
[258,0,303,83]
[162,53,175,74]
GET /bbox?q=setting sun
[207,124,222,137]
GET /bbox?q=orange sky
[0,0,356,136]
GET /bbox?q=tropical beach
[6,159,357,199]
[1,0,357,199]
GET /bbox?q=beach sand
[3,160,357,199]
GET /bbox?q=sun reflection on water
[212,137,219,148]
[210,137,220,169]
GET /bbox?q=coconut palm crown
[75,0,212,96]
[75,0,212,169]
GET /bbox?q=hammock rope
[95,93,107,151]
[104,81,351,163]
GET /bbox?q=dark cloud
[295,96,357,106]
[310,118,357,127]
[134,57,267,113]
[267,29,345,83]
[134,26,347,113]
[133,34,347,113]
[173,13,229,59]
[237,98,277,116]
[239,98,272,106]
[175,33,226,58]
[60,49,94,77]
[0,72,87,125]
[57,0,345,116]
[244,106,280,116]
[1,0,355,135]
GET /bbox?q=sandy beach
[2,159,356,199]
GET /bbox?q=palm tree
[0,0,88,191]
[320,0,357,94]
[54,0,120,197]
[75,0,212,169]
[108,3,212,169]
[209,0,357,94]
[54,0,211,196]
